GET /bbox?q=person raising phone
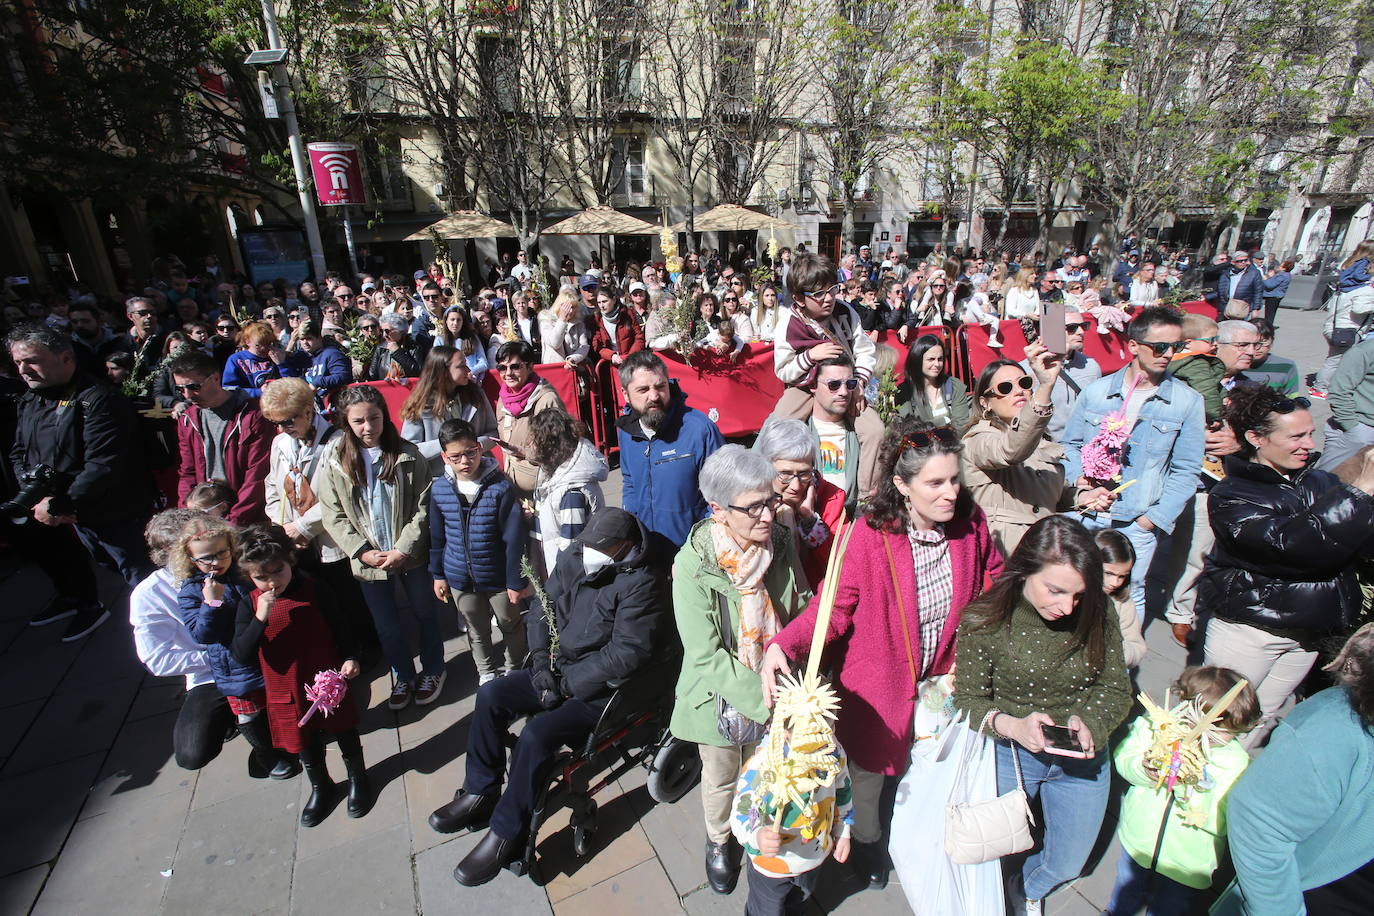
[954,516,1132,916]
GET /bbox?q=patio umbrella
[404,210,518,241]
[669,203,797,234]
[541,205,661,236]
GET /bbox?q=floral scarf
[711,520,780,671]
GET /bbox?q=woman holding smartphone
[954,516,1132,915]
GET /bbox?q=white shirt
[130,568,214,690]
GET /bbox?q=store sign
[307,142,366,206]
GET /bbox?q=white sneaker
[1025,899,1042,916]
[478,672,498,686]
[988,336,1003,348]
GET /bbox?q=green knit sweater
[954,600,1133,746]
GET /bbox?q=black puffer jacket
[1201,454,1374,636]
[529,515,666,703]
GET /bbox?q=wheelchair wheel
[572,801,597,858]
[646,738,701,804]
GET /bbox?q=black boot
[299,742,338,828]
[705,838,741,894]
[453,829,522,887]
[342,746,372,819]
[239,715,300,780]
[851,840,890,890]
[428,790,497,834]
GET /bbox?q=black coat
[529,515,666,703]
[10,373,149,524]
[1201,455,1374,637]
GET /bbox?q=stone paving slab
[5,674,140,776]
[81,708,193,819]
[0,752,104,875]
[553,856,681,916]
[0,867,48,916]
[291,822,415,916]
[415,834,553,915]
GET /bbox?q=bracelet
[981,708,1004,738]
[1029,400,1054,418]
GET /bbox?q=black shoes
[705,838,742,894]
[300,762,338,828]
[852,840,890,890]
[61,604,109,642]
[29,597,78,627]
[428,790,497,834]
[238,716,299,781]
[453,830,522,887]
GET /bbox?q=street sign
[307,142,366,207]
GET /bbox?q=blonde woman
[1003,266,1041,319]
[536,286,590,368]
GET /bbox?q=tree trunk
[841,182,857,257]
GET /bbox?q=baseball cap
[413,269,427,281]
[361,281,376,293]
[578,507,639,551]
[859,244,871,251]
[628,282,648,294]
[578,273,600,290]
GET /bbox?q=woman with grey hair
[755,418,848,588]
[366,311,421,380]
[668,444,813,896]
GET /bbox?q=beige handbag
[1223,297,1252,319]
[944,734,1035,865]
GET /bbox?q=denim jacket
[1062,367,1205,533]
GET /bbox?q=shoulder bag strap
[714,589,736,656]
[1008,740,1026,792]
[881,535,919,697]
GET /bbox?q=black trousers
[299,553,380,649]
[14,516,153,606]
[463,669,603,840]
[1263,296,1283,327]
[173,683,233,770]
[745,863,820,916]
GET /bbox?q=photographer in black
[7,325,155,640]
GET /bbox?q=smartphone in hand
[1041,724,1089,758]
[1041,300,1067,355]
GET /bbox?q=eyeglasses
[801,284,842,299]
[930,283,947,289]
[192,548,231,567]
[1064,322,1086,332]
[173,381,204,393]
[1137,339,1187,357]
[821,377,860,391]
[1221,339,1262,350]
[216,324,236,331]
[444,446,483,462]
[271,415,300,428]
[775,469,816,485]
[1273,396,1311,413]
[989,376,1034,397]
[131,310,155,318]
[727,493,783,519]
[900,427,958,452]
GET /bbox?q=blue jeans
[358,566,445,683]
[1105,849,1198,915]
[996,741,1111,901]
[1077,515,1160,619]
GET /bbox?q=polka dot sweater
[954,600,1133,745]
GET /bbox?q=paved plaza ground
[0,305,1334,915]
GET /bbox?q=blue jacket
[221,349,282,397]
[1062,366,1205,534]
[428,456,528,592]
[301,345,351,392]
[1216,264,1264,312]
[177,571,264,697]
[1263,270,1292,298]
[616,388,724,548]
[1337,256,1372,292]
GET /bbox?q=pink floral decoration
[298,669,348,726]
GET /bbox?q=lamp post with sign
[307,143,365,276]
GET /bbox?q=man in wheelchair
[429,507,666,887]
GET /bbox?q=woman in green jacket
[320,385,442,713]
[670,444,811,897]
[896,334,971,430]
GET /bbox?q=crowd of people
[3,235,1374,916]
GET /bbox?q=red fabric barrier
[1179,299,1214,317]
[961,317,1137,380]
[355,361,585,432]
[656,346,784,438]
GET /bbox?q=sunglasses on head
[1137,339,1186,357]
[1272,396,1311,413]
[900,427,958,452]
[821,378,860,391]
[988,376,1034,397]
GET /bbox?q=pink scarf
[498,375,540,416]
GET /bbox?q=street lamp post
[248,0,328,281]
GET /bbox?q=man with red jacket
[166,350,274,525]
[588,283,645,366]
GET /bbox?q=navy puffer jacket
[177,570,264,697]
[1201,455,1374,637]
[428,456,528,592]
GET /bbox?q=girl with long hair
[1003,265,1041,319]
[896,333,971,429]
[436,305,490,380]
[320,385,444,712]
[400,345,498,474]
[955,515,1132,913]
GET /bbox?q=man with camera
[7,326,155,641]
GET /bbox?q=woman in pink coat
[760,417,1003,889]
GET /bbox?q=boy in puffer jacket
[429,419,530,683]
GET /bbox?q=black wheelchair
[504,659,702,878]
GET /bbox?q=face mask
[583,546,615,576]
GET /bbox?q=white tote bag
[889,715,1007,916]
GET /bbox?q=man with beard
[615,351,723,550]
[67,300,118,375]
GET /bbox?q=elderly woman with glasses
[1201,385,1374,749]
[755,418,847,588]
[758,418,1003,888]
[366,312,421,381]
[962,343,1067,556]
[669,444,812,896]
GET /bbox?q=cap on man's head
[578,273,600,290]
[859,244,871,252]
[579,507,638,552]
[361,281,376,293]
[628,282,648,294]
[413,269,428,281]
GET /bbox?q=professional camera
[1,464,61,520]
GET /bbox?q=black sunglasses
[131,309,156,318]
[900,427,958,452]
[174,381,204,393]
[1064,322,1086,333]
[1137,339,1186,357]
[1273,396,1311,413]
[989,376,1035,397]
[822,378,860,391]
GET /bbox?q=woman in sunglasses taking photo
[759,418,1002,889]
[1201,385,1374,749]
[962,341,1066,556]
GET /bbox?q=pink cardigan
[770,509,1003,774]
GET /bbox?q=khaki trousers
[848,761,886,844]
[1165,491,1214,625]
[1204,617,1318,749]
[699,742,758,843]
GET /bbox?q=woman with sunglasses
[1201,385,1374,748]
[962,344,1066,556]
[719,287,755,341]
[759,417,1002,889]
[669,445,813,896]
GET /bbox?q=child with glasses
[172,515,292,777]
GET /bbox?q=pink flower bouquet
[1081,375,1142,486]
[298,669,348,726]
